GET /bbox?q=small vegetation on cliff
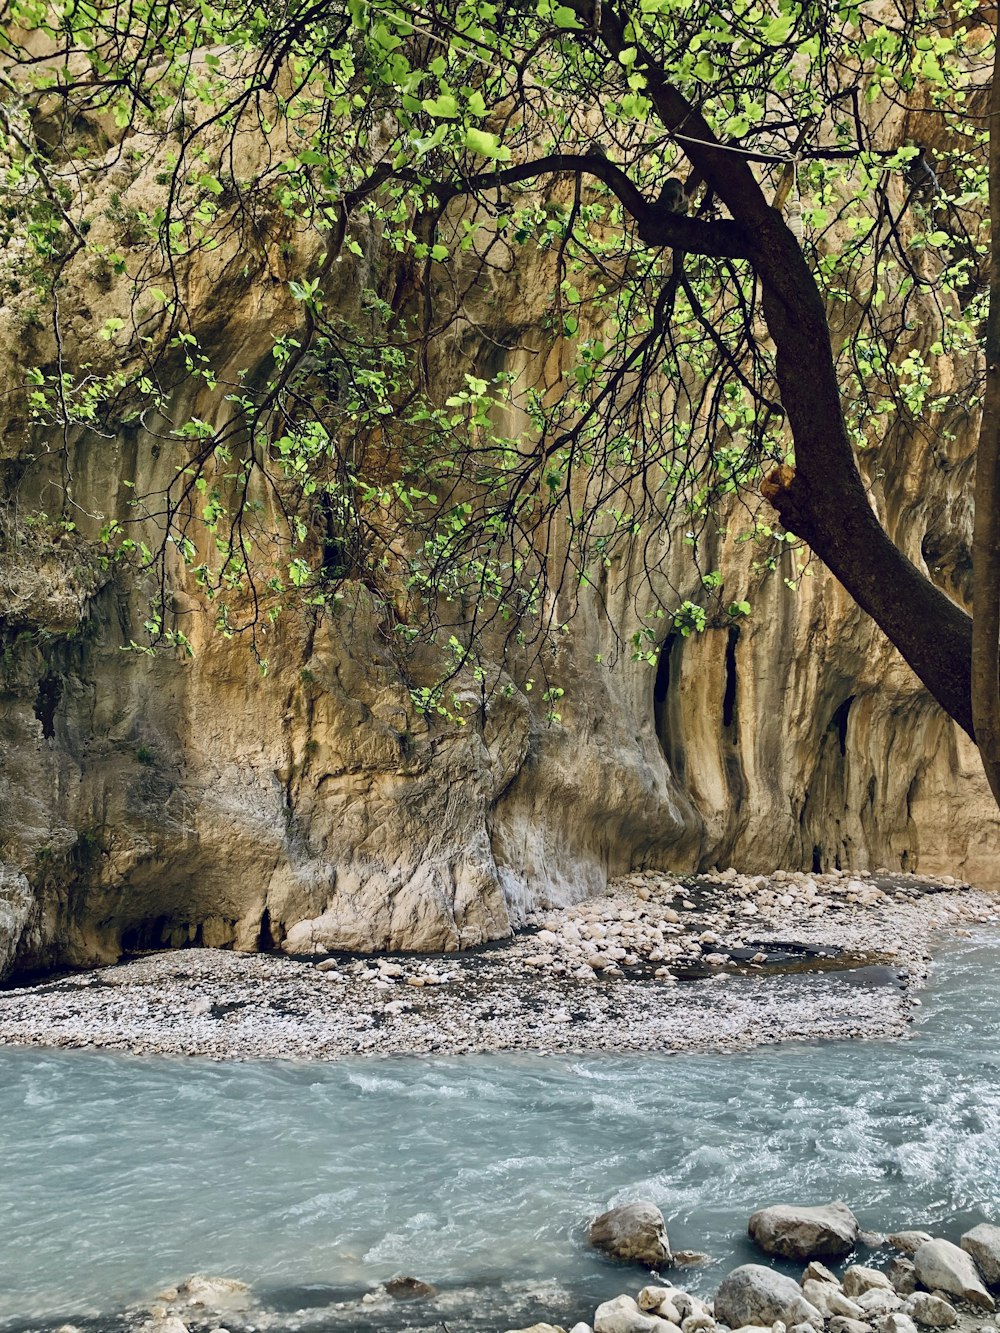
[2,0,1000,788]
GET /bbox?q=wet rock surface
[589,1204,673,1268]
[749,1203,860,1261]
[0,873,994,1059]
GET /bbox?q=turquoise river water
[1,930,999,1332]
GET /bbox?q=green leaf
[552,5,583,26]
[762,13,795,43]
[464,127,511,160]
[422,93,459,118]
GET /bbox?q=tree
[0,0,995,777]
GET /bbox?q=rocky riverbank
[552,1201,1000,1333]
[25,1201,1000,1333]
[0,870,995,1060]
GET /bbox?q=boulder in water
[888,1232,934,1256]
[749,1202,859,1260]
[385,1275,436,1300]
[589,1203,672,1267]
[913,1240,995,1311]
[715,1265,824,1330]
[172,1275,251,1314]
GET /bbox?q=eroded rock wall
[2,417,996,979]
[0,121,996,981]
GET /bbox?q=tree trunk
[586,0,979,740]
[755,226,976,740]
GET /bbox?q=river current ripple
[1,930,999,1331]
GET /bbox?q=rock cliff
[0,101,996,981]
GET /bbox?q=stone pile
[511,869,978,984]
[316,955,461,989]
[503,1204,1000,1333]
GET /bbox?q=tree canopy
[0,0,997,771]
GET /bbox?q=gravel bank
[0,870,995,1060]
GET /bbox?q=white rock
[857,1289,902,1315]
[879,1316,919,1333]
[802,1281,865,1319]
[888,1258,918,1296]
[887,1233,934,1256]
[843,1266,895,1298]
[914,1240,996,1311]
[904,1294,959,1327]
[671,1291,711,1321]
[594,1294,674,1333]
[176,1276,251,1311]
[962,1225,1000,1288]
[638,1289,680,1321]
[504,1324,567,1333]
[801,1262,839,1286]
[716,1266,824,1330]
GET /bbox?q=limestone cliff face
[0,132,996,980]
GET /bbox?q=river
[1,930,998,1332]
